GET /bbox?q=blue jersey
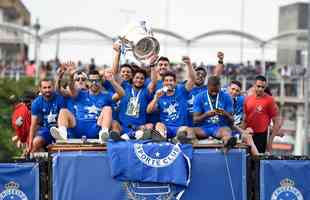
[145,78,163,91]
[72,90,113,122]
[187,85,208,126]
[232,95,244,126]
[118,83,152,129]
[102,80,129,93]
[31,93,65,128]
[146,79,163,124]
[157,84,189,127]
[102,80,130,120]
[193,89,233,127]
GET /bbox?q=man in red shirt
[243,75,281,153]
[11,91,36,149]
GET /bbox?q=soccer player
[114,66,157,137]
[147,56,195,138]
[27,79,66,153]
[228,80,259,155]
[187,66,208,127]
[193,76,235,147]
[50,70,124,141]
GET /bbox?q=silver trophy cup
[118,20,160,65]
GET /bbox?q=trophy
[118,20,160,65]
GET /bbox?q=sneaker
[99,130,109,143]
[151,129,166,142]
[223,137,237,154]
[140,129,152,140]
[110,131,125,141]
[50,127,67,140]
[176,131,190,144]
[135,130,144,140]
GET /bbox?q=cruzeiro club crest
[134,143,180,168]
[271,178,304,200]
[0,181,28,200]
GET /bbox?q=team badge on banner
[108,140,193,200]
[0,163,39,200]
[271,178,304,200]
[260,160,310,200]
[0,181,28,200]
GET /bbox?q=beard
[42,91,52,99]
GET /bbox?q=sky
[21,0,309,65]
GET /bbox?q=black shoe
[176,131,190,144]
[109,131,125,141]
[151,129,166,142]
[140,129,152,140]
[223,137,237,154]
[177,130,197,144]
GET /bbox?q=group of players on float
[26,45,281,156]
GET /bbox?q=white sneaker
[121,134,130,141]
[50,127,67,140]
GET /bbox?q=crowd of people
[10,44,284,156]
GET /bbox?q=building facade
[277,2,308,66]
[0,0,30,63]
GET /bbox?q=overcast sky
[21,0,308,65]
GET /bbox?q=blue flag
[108,141,193,187]
[0,162,39,200]
[260,160,310,200]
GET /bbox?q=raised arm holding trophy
[117,20,160,66]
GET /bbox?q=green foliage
[0,77,36,160]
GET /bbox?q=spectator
[281,65,291,78]
[243,75,281,153]
[89,58,97,72]
[25,60,36,77]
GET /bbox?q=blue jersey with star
[193,89,233,127]
[187,85,208,126]
[232,95,244,126]
[71,90,113,122]
[31,92,66,128]
[118,82,152,128]
[157,84,189,127]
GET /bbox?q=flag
[0,162,39,200]
[108,140,193,187]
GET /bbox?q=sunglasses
[256,85,265,89]
[89,79,101,84]
[74,77,87,82]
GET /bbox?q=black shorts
[252,132,268,153]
